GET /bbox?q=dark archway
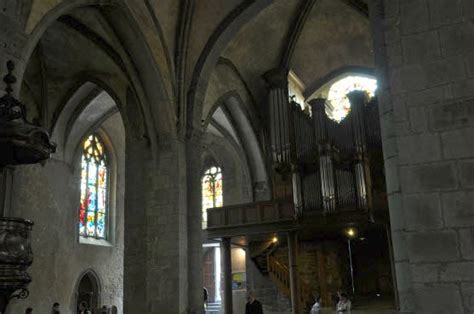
[76,270,101,312]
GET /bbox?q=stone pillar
[347,91,372,210]
[368,0,474,313]
[124,135,190,313]
[186,132,204,314]
[287,231,300,313]
[309,98,335,213]
[123,137,151,314]
[222,237,233,314]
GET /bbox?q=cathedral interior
[0,0,473,313]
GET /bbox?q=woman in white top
[310,295,321,314]
[336,293,351,313]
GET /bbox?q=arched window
[79,134,108,239]
[201,167,223,229]
[327,75,377,122]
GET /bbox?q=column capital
[263,67,289,89]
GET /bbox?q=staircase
[266,254,314,312]
[205,301,221,314]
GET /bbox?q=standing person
[25,308,33,314]
[336,293,351,313]
[203,287,208,309]
[310,294,321,314]
[52,302,60,314]
[245,290,263,314]
[78,301,91,314]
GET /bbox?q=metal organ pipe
[347,91,372,211]
[309,98,336,213]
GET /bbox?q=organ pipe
[347,91,373,211]
[309,98,336,213]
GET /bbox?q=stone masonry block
[408,86,445,107]
[463,0,474,16]
[408,107,428,133]
[398,133,441,164]
[439,262,474,281]
[430,98,474,130]
[402,31,440,64]
[388,193,405,231]
[442,191,474,227]
[404,193,444,230]
[395,261,414,291]
[414,283,464,314]
[400,0,429,35]
[424,57,466,87]
[461,283,474,312]
[428,0,463,27]
[459,229,474,259]
[439,21,474,57]
[384,157,400,194]
[465,51,474,77]
[441,127,474,159]
[400,163,457,193]
[384,0,400,19]
[392,230,409,261]
[400,65,428,91]
[411,264,439,282]
[458,159,474,188]
[452,78,474,98]
[407,231,459,262]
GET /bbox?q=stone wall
[371,0,474,312]
[7,114,125,313]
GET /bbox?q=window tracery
[79,134,108,239]
[326,76,377,122]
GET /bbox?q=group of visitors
[202,287,351,313]
[310,291,352,313]
[24,301,118,313]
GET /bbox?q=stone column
[347,91,372,210]
[309,98,335,213]
[123,137,151,314]
[287,231,300,313]
[186,132,204,314]
[124,135,190,313]
[367,0,474,313]
[222,237,233,314]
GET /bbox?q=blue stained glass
[79,134,108,239]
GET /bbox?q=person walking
[336,293,351,313]
[245,290,263,314]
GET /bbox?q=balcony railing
[206,200,295,230]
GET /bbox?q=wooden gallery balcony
[206,201,298,238]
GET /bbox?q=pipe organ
[266,77,383,216]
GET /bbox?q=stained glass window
[202,167,223,229]
[327,76,377,122]
[79,134,108,239]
